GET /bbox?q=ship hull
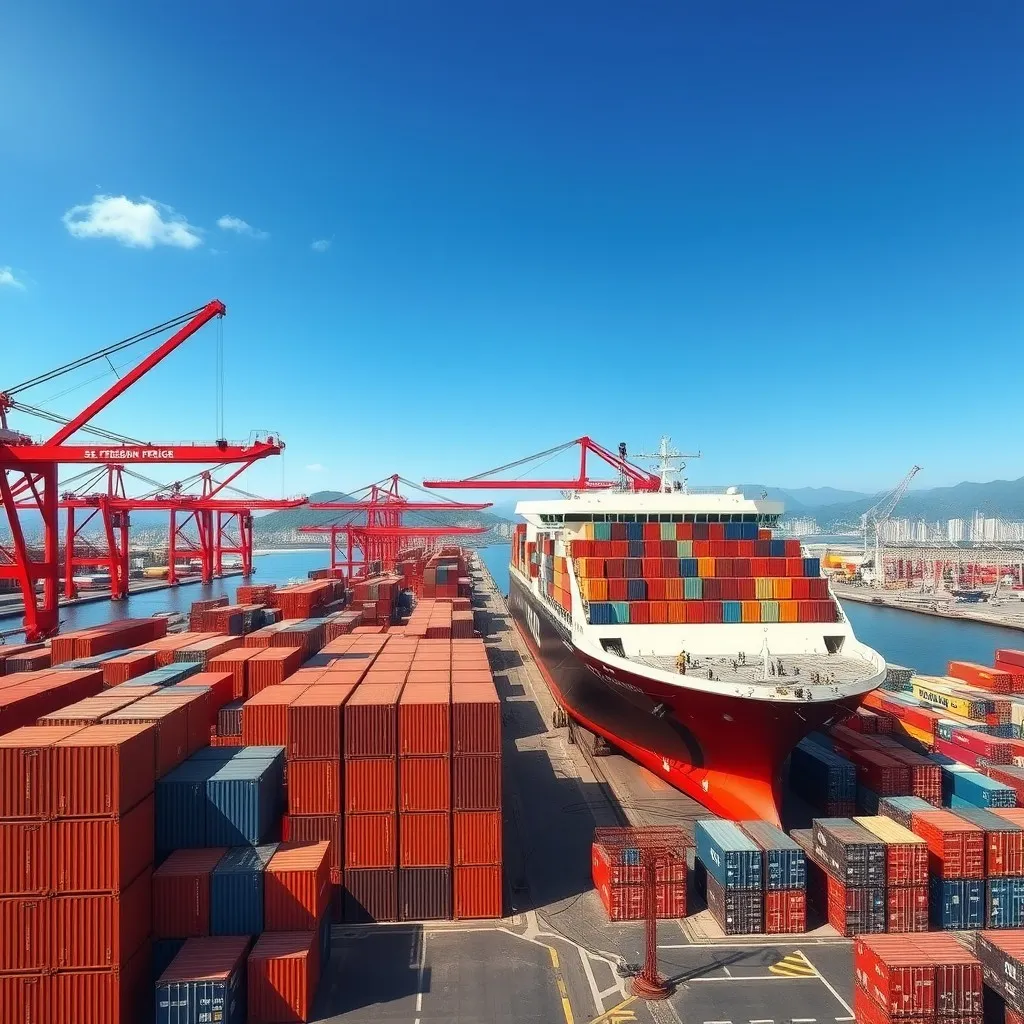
[508,571,859,824]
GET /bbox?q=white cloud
[311,238,331,253]
[305,463,325,472]
[217,215,269,239]
[63,195,202,249]
[0,267,25,290]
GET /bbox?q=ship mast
[634,436,702,494]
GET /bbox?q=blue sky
[1,1,1021,504]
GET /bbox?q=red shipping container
[287,684,355,760]
[288,758,342,816]
[344,683,402,759]
[451,683,499,755]
[49,942,150,1024]
[264,841,331,930]
[344,758,396,814]
[854,934,936,1016]
[399,756,450,813]
[454,810,501,866]
[947,727,1012,763]
[853,985,932,1024]
[763,889,806,934]
[0,896,49,971]
[596,881,687,921]
[344,814,396,869]
[453,864,502,920]
[247,930,320,1024]
[100,650,156,687]
[174,635,242,667]
[0,820,48,895]
[853,750,911,796]
[208,647,261,699]
[283,814,341,871]
[51,867,151,968]
[248,647,304,694]
[910,811,985,878]
[152,847,227,938]
[948,660,1016,693]
[399,812,450,868]
[453,754,501,811]
[886,885,929,932]
[52,723,155,818]
[0,670,104,736]
[51,793,154,894]
[101,698,189,778]
[242,684,310,746]
[0,724,84,818]
[398,683,451,756]
[0,974,47,1024]
[591,842,687,887]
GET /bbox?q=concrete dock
[318,554,857,1024]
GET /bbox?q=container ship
[503,443,887,825]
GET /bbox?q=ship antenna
[759,630,772,681]
[634,436,702,494]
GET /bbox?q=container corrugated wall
[453,865,502,919]
[205,755,283,847]
[344,758,396,814]
[210,844,277,936]
[0,821,48,894]
[695,819,762,890]
[247,930,320,1024]
[453,755,500,811]
[344,868,397,923]
[400,756,450,812]
[399,812,450,868]
[52,724,155,817]
[288,758,342,816]
[155,935,248,1024]
[399,867,452,921]
[263,841,331,930]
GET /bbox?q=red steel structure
[302,474,492,578]
[0,300,284,640]
[424,436,661,492]
[592,826,691,1000]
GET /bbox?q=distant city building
[778,517,820,537]
[879,512,1024,545]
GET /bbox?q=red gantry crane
[0,300,284,640]
[300,474,492,578]
[423,436,662,492]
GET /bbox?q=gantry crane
[423,436,661,492]
[302,475,492,577]
[0,301,284,639]
[860,464,922,586]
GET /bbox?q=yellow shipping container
[741,601,761,623]
[698,557,716,578]
[853,816,925,846]
[779,600,799,622]
[892,720,934,746]
[582,578,608,602]
[772,577,793,601]
[755,578,774,600]
[910,679,982,720]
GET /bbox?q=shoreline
[835,584,1024,634]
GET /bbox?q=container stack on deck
[0,552,501,1022]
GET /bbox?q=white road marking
[414,930,427,1014]
[793,1018,817,1022]
[659,941,852,949]
[704,1019,733,1023]
[577,948,604,1015]
[750,1018,774,1022]
[723,966,733,977]
[802,952,855,1016]
[836,1017,854,1021]
[691,975,816,983]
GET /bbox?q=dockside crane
[303,475,492,577]
[0,301,284,639]
[860,464,922,587]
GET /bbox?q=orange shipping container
[283,814,341,872]
[208,647,262,699]
[49,942,150,1024]
[398,683,450,756]
[249,647,304,694]
[0,896,49,971]
[451,684,500,755]
[399,756,451,812]
[51,867,151,968]
[101,698,188,778]
[0,820,48,894]
[453,754,501,811]
[0,974,47,1024]
[242,684,310,746]
[264,842,331,930]
[51,793,154,894]
[453,810,502,866]
[344,814,397,869]
[52,724,155,818]
[152,847,227,938]
[399,812,450,868]
[947,660,1015,693]
[344,683,402,759]
[0,725,84,818]
[287,759,342,816]
[100,651,156,687]
[344,758,396,814]
[287,684,355,760]
[247,930,320,1024]
[453,865,502,920]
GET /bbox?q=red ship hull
[508,572,859,824]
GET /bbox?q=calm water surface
[476,543,1024,677]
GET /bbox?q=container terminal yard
[7,314,1024,1024]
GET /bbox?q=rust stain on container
[399,756,450,812]
[344,758,397,814]
[452,754,501,811]
[51,867,152,968]
[0,725,84,819]
[398,683,451,756]
[287,758,342,816]
[52,724,156,818]
[0,820,49,894]
[453,810,502,866]
[264,841,331,930]
[344,814,396,870]
[51,794,154,895]
[399,812,450,868]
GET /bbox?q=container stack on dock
[739,820,807,933]
[908,809,985,929]
[694,818,764,934]
[853,815,930,931]
[790,738,857,816]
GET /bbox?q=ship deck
[626,650,876,689]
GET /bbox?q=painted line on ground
[691,974,821,983]
[801,950,854,1017]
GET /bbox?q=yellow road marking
[540,941,573,1024]
[549,946,560,970]
[589,995,638,1023]
[769,950,816,978]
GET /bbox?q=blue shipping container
[738,820,806,890]
[210,844,278,935]
[156,759,220,855]
[205,756,284,846]
[695,819,762,890]
[791,742,856,805]
[943,769,1016,808]
[987,877,1024,929]
[155,936,249,1024]
[929,877,984,930]
[856,785,880,815]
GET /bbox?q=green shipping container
[684,577,703,600]
[611,602,630,624]
[676,541,693,557]
[760,600,779,623]
[660,523,676,541]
